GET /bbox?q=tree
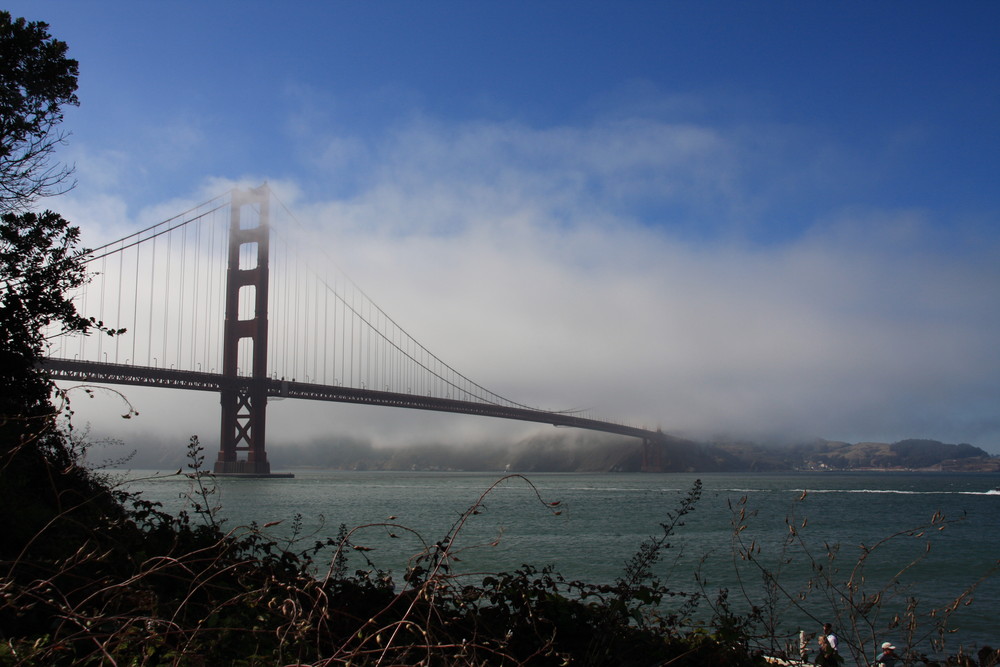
[0,11,119,562]
[0,10,79,213]
[0,210,92,414]
[0,8,89,452]
[0,207,128,560]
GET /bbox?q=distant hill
[109,430,998,473]
[788,438,997,472]
[267,433,998,473]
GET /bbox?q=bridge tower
[640,436,664,472]
[215,185,273,475]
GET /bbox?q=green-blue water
[118,470,999,659]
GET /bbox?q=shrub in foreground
[1,443,762,666]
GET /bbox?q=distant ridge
[108,432,999,473]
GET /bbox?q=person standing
[816,635,841,666]
[822,623,840,655]
[875,641,898,666]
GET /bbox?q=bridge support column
[215,185,274,476]
[640,437,664,473]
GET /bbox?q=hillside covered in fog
[113,432,998,473]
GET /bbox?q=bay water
[118,469,999,659]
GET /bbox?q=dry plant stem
[376,474,560,666]
[315,474,561,666]
[728,490,992,664]
[320,521,427,587]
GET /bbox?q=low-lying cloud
[60,109,1000,454]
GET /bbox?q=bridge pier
[214,185,289,477]
[640,436,665,472]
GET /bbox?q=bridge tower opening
[215,185,275,475]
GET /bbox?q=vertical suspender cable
[266,230,273,377]
[349,288,355,386]
[147,232,155,365]
[190,215,200,369]
[97,255,107,362]
[323,269,329,384]
[293,241,300,380]
[177,225,186,368]
[366,300,371,387]
[162,228,171,365]
[284,237,291,378]
[333,274,340,383]
[132,239,139,364]
[205,211,215,372]
[337,275,343,383]
[78,257,89,359]
[115,246,123,362]
[313,269,319,383]
[271,229,279,378]
[214,209,222,372]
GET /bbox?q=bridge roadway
[43,359,666,443]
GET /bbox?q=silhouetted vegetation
[0,11,79,211]
[4,433,768,665]
[723,491,999,666]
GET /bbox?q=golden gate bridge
[43,185,667,475]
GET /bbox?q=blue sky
[10,2,1000,453]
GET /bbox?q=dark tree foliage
[0,10,78,213]
[0,209,128,561]
[0,11,117,566]
[0,209,92,414]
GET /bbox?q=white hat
[881,642,896,650]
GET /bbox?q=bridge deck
[43,359,665,443]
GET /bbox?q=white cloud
[305,117,1000,447]
[62,111,1000,454]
